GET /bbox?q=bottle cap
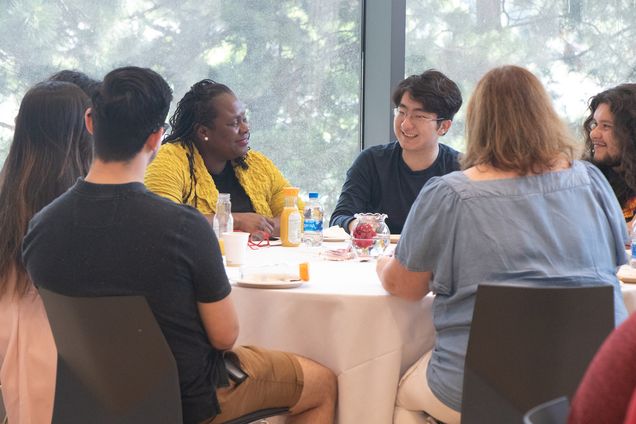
[283,187,299,197]
[308,192,319,199]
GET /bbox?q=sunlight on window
[0,0,362,216]
[405,0,635,150]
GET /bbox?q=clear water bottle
[213,193,234,239]
[302,192,324,246]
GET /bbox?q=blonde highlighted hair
[462,65,575,174]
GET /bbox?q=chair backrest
[39,287,183,424]
[523,396,570,424]
[461,283,614,424]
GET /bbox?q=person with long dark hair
[145,79,295,236]
[583,84,636,225]
[0,81,92,423]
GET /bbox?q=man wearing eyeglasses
[330,69,463,235]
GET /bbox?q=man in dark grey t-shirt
[23,66,336,424]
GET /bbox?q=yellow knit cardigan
[144,142,292,217]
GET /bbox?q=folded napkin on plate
[241,272,300,283]
[323,226,350,239]
[240,264,301,282]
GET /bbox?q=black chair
[461,284,614,424]
[523,396,570,424]
[39,288,183,424]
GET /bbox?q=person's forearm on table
[376,255,431,301]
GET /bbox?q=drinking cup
[222,232,250,267]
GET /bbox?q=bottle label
[304,219,323,232]
[288,213,302,244]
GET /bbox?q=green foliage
[0,0,362,215]
[405,0,636,152]
[3,0,633,213]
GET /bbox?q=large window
[0,0,362,214]
[3,1,633,216]
[405,0,636,151]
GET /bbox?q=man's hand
[348,219,358,234]
[234,212,276,235]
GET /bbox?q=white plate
[234,279,303,289]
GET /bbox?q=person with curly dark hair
[584,84,636,225]
[144,79,295,236]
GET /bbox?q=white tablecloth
[225,244,434,424]
[622,283,636,314]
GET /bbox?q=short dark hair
[392,69,462,120]
[91,66,172,162]
[583,83,636,202]
[48,69,101,99]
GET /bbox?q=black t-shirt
[598,164,636,222]
[211,161,255,213]
[330,141,461,234]
[22,179,231,424]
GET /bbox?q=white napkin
[323,225,350,239]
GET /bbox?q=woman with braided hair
[145,79,295,236]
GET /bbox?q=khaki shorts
[204,345,304,423]
[395,350,461,424]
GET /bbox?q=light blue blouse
[395,160,629,411]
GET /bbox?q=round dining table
[225,241,434,424]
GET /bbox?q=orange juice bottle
[280,187,302,247]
